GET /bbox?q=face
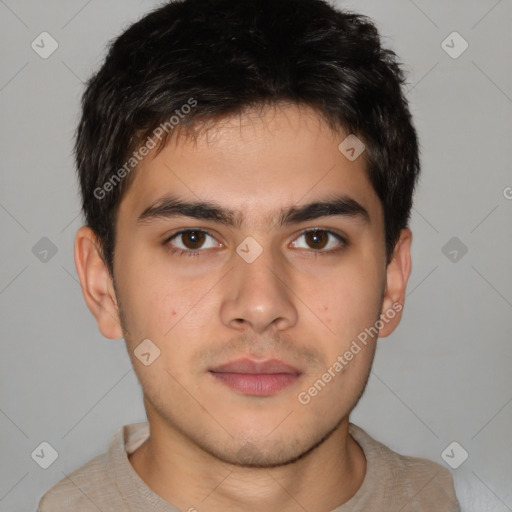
[77,104,411,467]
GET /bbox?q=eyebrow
[136,194,370,227]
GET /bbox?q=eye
[290,229,346,252]
[165,229,220,254]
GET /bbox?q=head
[75,0,418,467]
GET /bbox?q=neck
[129,415,366,512]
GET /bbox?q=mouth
[209,358,302,396]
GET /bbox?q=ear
[378,228,412,338]
[74,226,123,340]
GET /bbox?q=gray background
[0,0,511,510]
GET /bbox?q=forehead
[118,104,383,228]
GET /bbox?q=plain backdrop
[0,1,511,511]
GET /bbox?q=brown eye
[304,230,329,249]
[167,230,219,253]
[291,229,346,253]
[181,230,206,249]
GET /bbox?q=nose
[219,248,298,334]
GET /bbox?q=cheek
[295,270,381,412]
[118,265,219,372]
[304,260,383,340]
[116,246,194,330]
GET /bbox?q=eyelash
[163,228,348,257]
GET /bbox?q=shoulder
[36,424,145,512]
[37,450,119,511]
[392,450,459,509]
[349,423,460,511]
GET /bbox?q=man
[38,0,460,510]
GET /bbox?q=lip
[209,358,302,396]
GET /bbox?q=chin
[198,418,343,469]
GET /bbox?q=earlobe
[379,228,412,338]
[74,226,124,340]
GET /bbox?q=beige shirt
[37,422,460,511]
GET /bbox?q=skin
[75,103,412,512]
